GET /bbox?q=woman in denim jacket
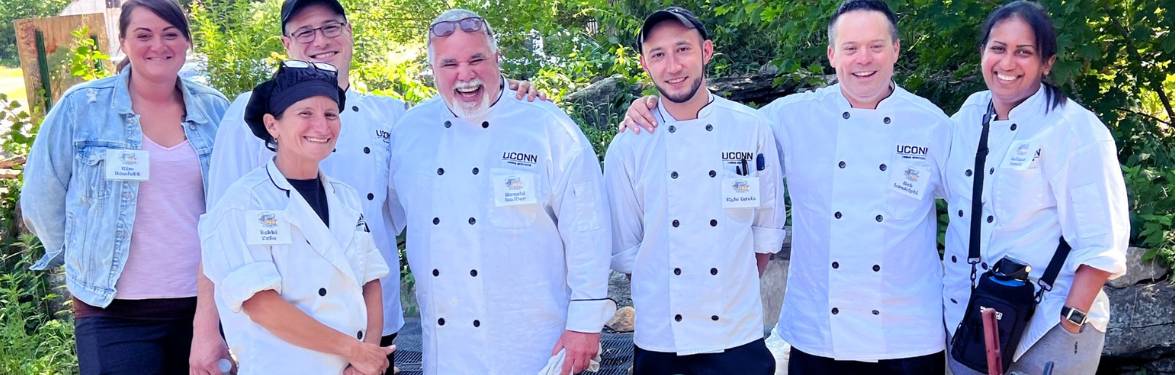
[20,0,229,373]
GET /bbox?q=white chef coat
[387,80,615,374]
[605,93,787,355]
[942,85,1128,360]
[200,159,390,375]
[207,89,407,336]
[760,84,951,361]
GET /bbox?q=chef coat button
[705,124,713,131]
[672,220,679,227]
[965,169,973,177]
[831,308,839,315]
[710,219,717,227]
[438,318,446,326]
[437,168,445,175]
[876,214,884,222]
[473,320,481,327]
[711,315,719,321]
[838,161,846,169]
[710,268,718,275]
[832,262,839,269]
[470,269,478,277]
[873,265,880,272]
[879,163,887,171]
[481,121,489,128]
[670,171,678,179]
[444,121,452,128]
[367,193,374,200]
[989,167,994,175]
[1010,123,1018,131]
[432,269,439,276]
[357,331,363,340]
[472,167,479,175]
[842,112,850,119]
[674,314,682,322]
[673,268,681,275]
[363,147,370,154]
[332,148,336,153]
[709,170,716,178]
[951,255,958,263]
[872,310,880,315]
[468,217,476,225]
[982,262,989,270]
[318,288,327,296]
[352,106,359,112]
[432,217,440,225]
[668,125,677,133]
[951,298,959,304]
[883,117,891,124]
[958,210,964,217]
[986,215,994,223]
[834,211,842,219]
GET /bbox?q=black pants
[788,347,945,375]
[633,338,775,375]
[381,333,398,366]
[75,316,193,375]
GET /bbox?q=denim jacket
[21,67,229,308]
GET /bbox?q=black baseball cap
[280,0,347,33]
[637,7,709,52]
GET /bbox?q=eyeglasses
[429,17,491,38]
[288,21,348,44]
[279,60,339,74]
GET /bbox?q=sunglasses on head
[279,60,339,74]
[429,17,491,38]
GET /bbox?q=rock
[759,258,790,331]
[606,306,635,333]
[608,270,632,308]
[707,74,800,107]
[563,75,647,131]
[1106,247,1170,289]
[1102,280,1175,374]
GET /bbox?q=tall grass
[0,233,77,375]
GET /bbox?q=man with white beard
[385,8,615,375]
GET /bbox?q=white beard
[448,79,491,119]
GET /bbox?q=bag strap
[967,102,996,286]
[1035,237,1072,301]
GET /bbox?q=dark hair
[116,0,192,73]
[827,0,899,46]
[980,1,1066,111]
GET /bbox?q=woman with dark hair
[942,1,1129,374]
[199,61,393,375]
[20,0,230,373]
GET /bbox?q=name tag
[492,171,538,206]
[1002,141,1038,170]
[245,210,291,245]
[104,149,149,181]
[721,177,761,208]
[889,165,928,200]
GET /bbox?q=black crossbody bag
[949,102,1071,374]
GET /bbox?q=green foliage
[67,27,110,82]
[0,234,77,375]
[189,0,286,97]
[0,0,73,67]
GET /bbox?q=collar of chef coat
[263,159,364,283]
[654,90,717,123]
[832,81,915,113]
[1003,83,1049,121]
[437,76,509,121]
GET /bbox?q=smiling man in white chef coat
[605,7,785,375]
[385,8,614,375]
[620,1,953,373]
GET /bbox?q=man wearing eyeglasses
[191,1,548,374]
[385,8,614,375]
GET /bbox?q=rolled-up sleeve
[199,208,283,313]
[752,120,788,254]
[1049,123,1129,278]
[357,229,391,284]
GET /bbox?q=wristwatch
[1061,306,1089,326]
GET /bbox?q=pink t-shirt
[113,136,205,299]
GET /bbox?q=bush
[0,234,77,375]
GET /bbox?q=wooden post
[13,13,112,110]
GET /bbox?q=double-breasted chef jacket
[760,84,952,361]
[207,89,408,336]
[943,85,1128,361]
[387,79,615,374]
[200,159,390,375]
[605,92,787,355]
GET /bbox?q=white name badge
[104,149,149,181]
[245,210,291,245]
[1002,141,1038,170]
[492,172,538,206]
[889,165,928,200]
[721,177,761,208]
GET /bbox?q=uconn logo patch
[721,151,754,165]
[502,152,538,167]
[895,144,929,160]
